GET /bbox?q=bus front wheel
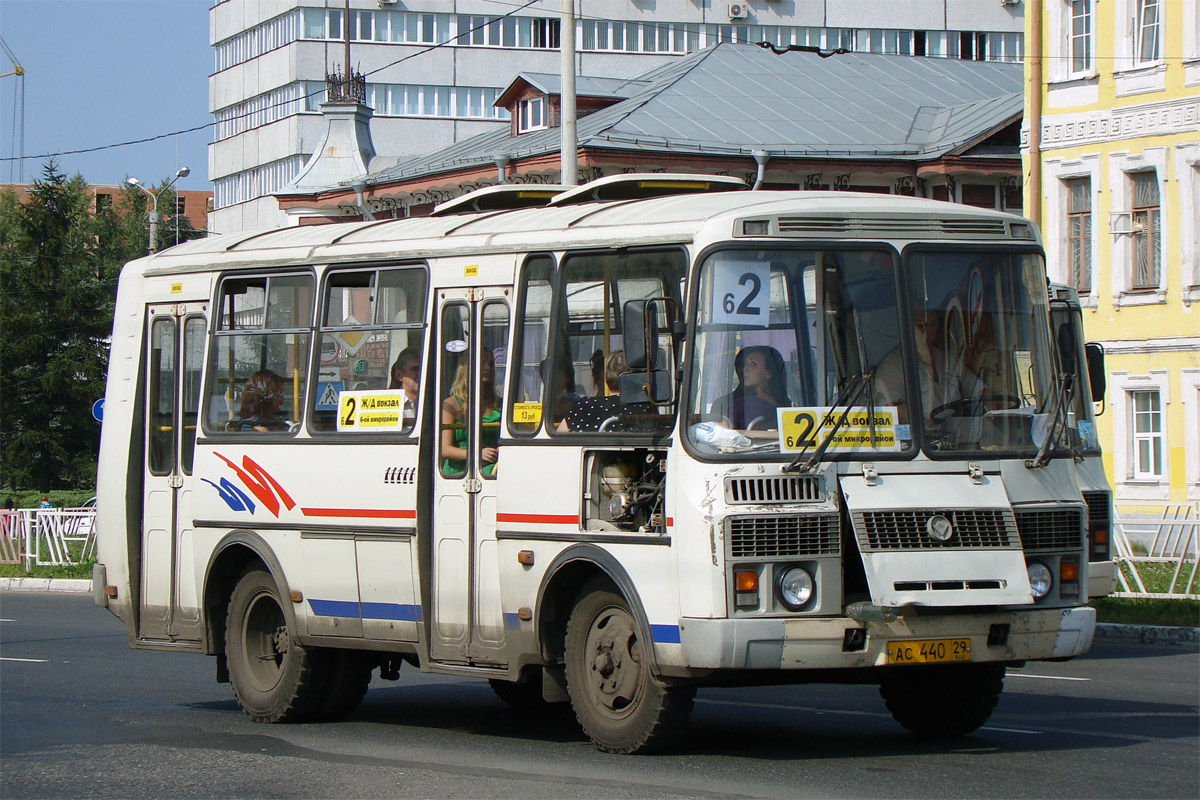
[879,663,1005,737]
[225,567,329,723]
[564,580,694,754]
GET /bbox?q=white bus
[95,177,1096,753]
[1048,283,1116,599]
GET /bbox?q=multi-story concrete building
[209,0,1026,234]
[1024,0,1200,505]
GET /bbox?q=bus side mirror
[1084,342,1105,401]
[623,300,659,370]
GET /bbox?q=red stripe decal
[301,508,416,519]
[496,512,579,525]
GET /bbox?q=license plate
[886,637,972,664]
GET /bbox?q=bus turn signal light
[1060,560,1079,582]
[105,585,118,598]
[735,571,758,592]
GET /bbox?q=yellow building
[1025,0,1200,505]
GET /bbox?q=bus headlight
[1027,562,1053,600]
[777,565,814,610]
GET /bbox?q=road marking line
[0,656,47,663]
[980,726,1042,735]
[1007,673,1091,682]
[0,618,16,622]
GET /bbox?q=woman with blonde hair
[441,349,501,476]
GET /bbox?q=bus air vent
[1014,508,1084,551]
[852,509,1016,551]
[725,475,823,504]
[1081,492,1110,534]
[775,216,1009,239]
[727,514,840,558]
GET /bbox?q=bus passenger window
[204,273,313,435]
[508,256,554,435]
[550,248,684,437]
[312,266,427,433]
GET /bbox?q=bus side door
[429,288,510,666]
[140,303,207,642]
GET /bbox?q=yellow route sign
[337,389,407,432]
[777,406,900,453]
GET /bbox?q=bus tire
[879,663,1005,737]
[564,581,694,754]
[225,567,329,723]
[315,650,374,720]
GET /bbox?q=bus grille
[774,216,1009,239]
[852,509,1015,550]
[1082,492,1110,534]
[728,514,840,558]
[725,475,823,504]
[1015,508,1084,551]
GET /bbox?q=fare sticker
[512,402,542,424]
[337,389,407,431]
[777,406,900,453]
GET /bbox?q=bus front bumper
[677,606,1095,671]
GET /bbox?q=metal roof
[365,42,1022,186]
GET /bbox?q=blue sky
[1,0,211,190]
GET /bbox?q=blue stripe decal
[503,612,522,630]
[649,624,681,644]
[308,599,360,617]
[308,599,422,622]
[360,602,422,622]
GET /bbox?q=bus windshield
[687,247,911,457]
[902,249,1057,456]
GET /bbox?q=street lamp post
[126,166,190,254]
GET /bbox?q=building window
[1065,178,1092,294]
[1136,0,1162,63]
[1070,0,1093,73]
[518,97,547,132]
[1131,172,1161,289]
[1131,389,1164,479]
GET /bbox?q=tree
[0,161,140,491]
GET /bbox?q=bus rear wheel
[879,663,1005,737]
[225,567,329,723]
[564,581,694,754]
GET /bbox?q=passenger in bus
[237,370,287,432]
[389,346,421,433]
[874,308,981,424]
[713,345,790,430]
[557,350,651,433]
[441,349,501,476]
[550,359,582,423]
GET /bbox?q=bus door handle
[462,478,482,494]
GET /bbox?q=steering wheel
[745,415,766,430]
[929,394,1021,421]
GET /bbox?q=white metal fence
[0,508,97,569]
[1113,504,1199,600]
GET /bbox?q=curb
[1095,621,1199,646]
[0,578,93,594]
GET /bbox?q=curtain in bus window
[312,266,427,433]
[553,250,684,435]
[204,273,314,434]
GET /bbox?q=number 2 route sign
[777,406,901,453]
[337,389,407,432]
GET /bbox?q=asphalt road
[2,592,1197,799]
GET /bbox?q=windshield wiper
[1026,372,1072,469]
[784,371,871,473]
